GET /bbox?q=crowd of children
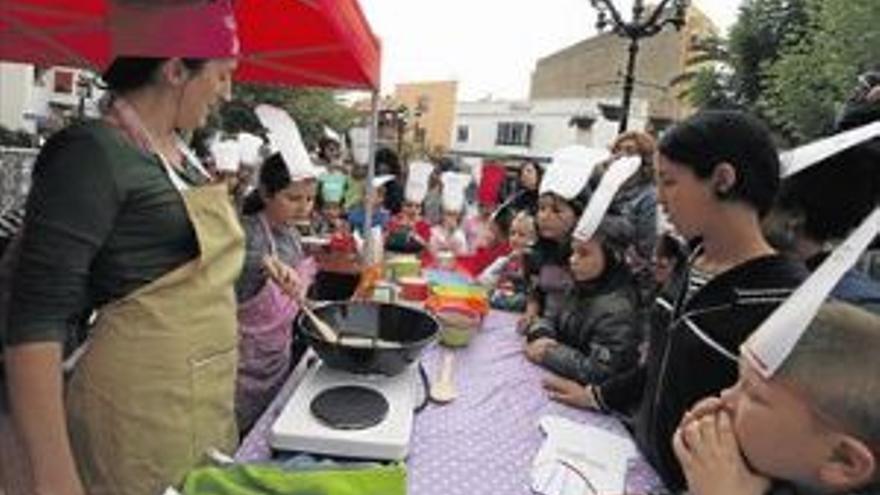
[226,93,879,495]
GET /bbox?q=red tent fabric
[0,0,381,90]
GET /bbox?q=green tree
[671,36,735,109]
[727,0,809,105]
[215,84,357,147]
[673,0,809,113]
[761,0,880,140]
[686,66,737,109]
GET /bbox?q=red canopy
[0,0,381,90]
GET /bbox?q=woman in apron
[235,109,322,433]
[4,2,243,494]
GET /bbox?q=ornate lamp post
[395,104,409,157]
[75,73,94,119]
[589,0,688,133]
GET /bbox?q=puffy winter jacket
[526,259,642,385]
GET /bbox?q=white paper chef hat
[210,138,240,173]
[323,125,342,144]
[741,117,880,377]
[441,171,471,213]
[573,156,641,241]
[372,174,395,189]
[405,161,435,204]
[742,206,880,378]
[780,120,880,178]
[254,104,322,181]
[237,132,264,167]
[349,126,371,165]
[462,156,483,185]
[539,145,610,200]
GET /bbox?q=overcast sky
[358,0,742,100]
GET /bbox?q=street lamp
[75,74,93,120]
[395,104,409,157]
[589,0,688,133]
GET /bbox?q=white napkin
[531,415,637,495]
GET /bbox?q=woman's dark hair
[317,137,340,161]
[490,202,515,238]
[102,57,207,93]
[375,148,402,177]
[519,161,543,190]
[658,110,780,217]
[242,153,291,215]
[189,127,217,163]
[777,142,879,242]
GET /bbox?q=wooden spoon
[299,299,403,350]
[264,254,402,350]
[430,351,457,403]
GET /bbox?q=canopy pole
[363,89,380,264]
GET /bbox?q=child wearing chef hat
[384,161,434,254]
[347,174,393,235]
[234,104,324,432]
[674,194,880,494]
[316,171,348,232]
[673,302,880,495]
[429,171,472,258]
[519,145,609,331]
[527,157,642,390]
[314,172,359,257]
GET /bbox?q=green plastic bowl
[385,256,421,280]
[439,326,473,347]
[435,308,481,348]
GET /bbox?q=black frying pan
[296,301,439,376]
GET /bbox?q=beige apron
[66,146,244,495]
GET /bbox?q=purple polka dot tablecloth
[236,310,666,495]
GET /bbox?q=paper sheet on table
[531,415,637,495]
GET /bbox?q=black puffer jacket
[526,259,642,385]
[595,253,808,491]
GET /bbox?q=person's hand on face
[542,374,599,410]
[673,411,771,495]
[525,337,557,363]
[680,396,726,427]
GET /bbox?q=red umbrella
[0,0,381,90]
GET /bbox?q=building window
[53,70,74,94]
[456,125,469,143]
[495,122,533,147]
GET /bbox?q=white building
[449,97,649,162]
[0,62,102,134]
